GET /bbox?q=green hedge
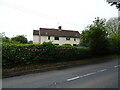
[2,42,92,68]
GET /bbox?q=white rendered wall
[40,36,80,45]
[33,35,40,44]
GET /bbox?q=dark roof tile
[33,30,39,35]
[33,28,80,38]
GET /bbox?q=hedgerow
[2,42,92,68]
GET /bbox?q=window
[54,37,59,40]
[66,37,70,40]
[73,44,76,46]
[74,38,76,41]
[48,36,50,40]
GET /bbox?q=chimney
[58,26,62,29]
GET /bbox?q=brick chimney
[58,26,62,29]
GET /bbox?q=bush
[108,33,120,54]
[42,42,56,48]
[2,43,92,69]
[80,17,108,55]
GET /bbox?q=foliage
[0,33,28,44]
[108,33,120,54]
[11,35,28,44]
[80,17,108,55]
[79,30,90,47]
[2,37,20,44]
[2,17,120,69]
[0,32,5,37]
[0,32,9,44]
[42,42,56,48]
[106,17,120,34]
[28,40,33,44]
[2,43,92,68]
[2,36,11,43]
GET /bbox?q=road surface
[2,57,119,88]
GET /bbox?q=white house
[33,26,80,46]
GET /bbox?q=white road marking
[67,72,97,81]
[79,76,84,78]
[85,72,96,76]
[67,65,119,82]
[82,72,96,77]
[114,65,120,68]
[67,76,80,81]
[114,66,118,68]
[98,69,107,72]
[54,82,57,85]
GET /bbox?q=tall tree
[11,35,28,44]
[0,32,5,37]
[0,32,11,43]
[80,17,108,55]
[80,30,90,47]
[108,33,120,54]
[2,36,11,43]
[106,17,120,34]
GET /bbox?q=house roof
[33,28,80,38]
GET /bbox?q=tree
[80,30,90,47]
[106,17,120,34]
[11,35,28,44]
[106,1,120,10]
[28,40,33,44]
[108,33,120,54]
[0,32,5,44]
[0,32,11,43]
[2,36,11,43]
[0,32,5,38]
[80,17,108,55]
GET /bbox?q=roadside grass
[3,54,119,78]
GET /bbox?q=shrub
[108,33,120,54]
[42,42,56,49]
[2,43,92,69]
[80,17,108,55]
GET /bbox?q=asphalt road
[2,57,119,88]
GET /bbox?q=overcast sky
[0,0,118,40]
